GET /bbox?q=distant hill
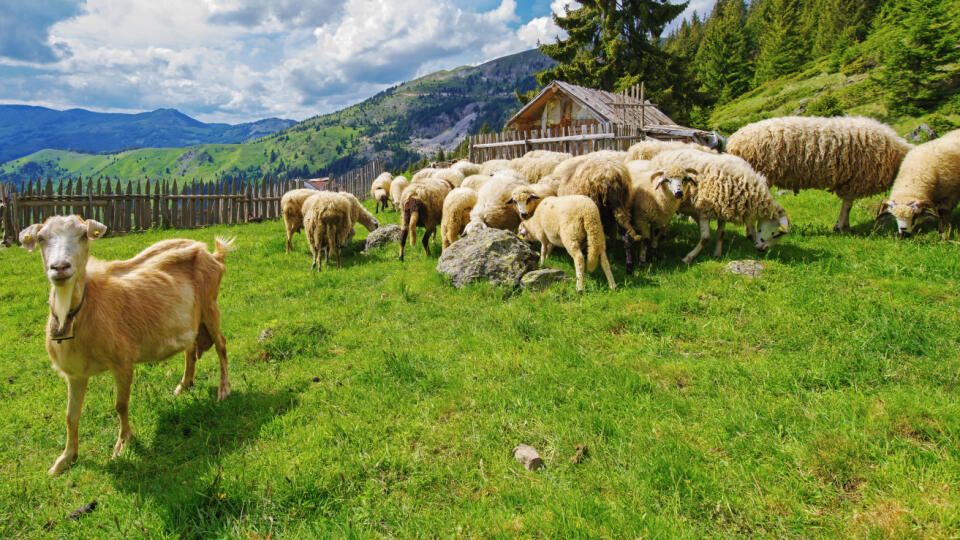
[0,49,553,188]
[0,105,296,163]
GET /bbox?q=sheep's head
[507,186,546,220]
[651,166,698,200]
[19,215,107,285]
[753,205,789,252]
[877,199,937,238]
[463,219,488,236]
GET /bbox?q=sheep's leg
[539,243,548,266]
[49,376,88,476]
[713,220,726,258]
[284,219,294,253]
[939,209,951,240]
[745,220,756,242]
[421,228,432,256]
[621,226,634,274]
[834,199,853,233]
[175,348,197,395]
[600,249,616,290]
[112,367,134,457]
[202,304,231,401]
[398,229,408,261]
[638,238,648,266]
[571,248,586,293]
[682,217,712,264]
[544,243,554,263]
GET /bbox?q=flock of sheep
[16,115,960,475]
[282,116,960,291]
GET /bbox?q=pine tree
[694,0,751,104]
[753,0,805,85]
[875,0,959,115]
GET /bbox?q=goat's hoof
[218,384,231,401]
[48,453,76,476]
[174,382,192,396]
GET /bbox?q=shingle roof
[507,80,677,128]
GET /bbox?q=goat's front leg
[713,219,726,257]
[112,367,134,457]
[175,348,197,395]
[50,376,89,475]
[682,217,712,264]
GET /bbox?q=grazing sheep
[18,216,233,475]
[280,188,319,252]
[878,129,960,238]
[651,149,790,263]
[336,192,380,251]
[303,192,352,271]
[461,174,492,192]
[463,173,529,235]
[390,177,410,209]
[625,139,717,162]
[399,177,451,260]
[440,187,478,250]
[557,152,640,271]
[626,159,687,265]
[451,160,482,177]
[508,188,616,293]
[726,116,912,232]
[371,172,393,213]
[480,159,512,176]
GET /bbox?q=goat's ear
[19,224,42,252]
[85,219,107,240]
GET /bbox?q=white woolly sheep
[336,192,380,251]
[399,177,451,260]
[461,174,492,191]
[878,129,960,239]
[625,139,716,162]
[651,149,790,263]
[303,192,352,271]
[280,188,319,252]
[390,177,410,209]
[427,168,465,188]
[626,159,686,265]
[440,187,478,250]
[18,216,233,474]
[523,150,573,161]
[508,153,568,183]
[370,172,393,213]
[726,116,912,232]
[557,152,640,271]
[463,173,529,235]
[411,168,437,183]
[508,188,616,293]
[451,160,482,177]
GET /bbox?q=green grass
[1,191,959,538]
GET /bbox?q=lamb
[451,160,482,177]
[508,187,616,293]
[440,187,478,250]
[463,173,529,235]
[878,129,960,238]
[398,177,451,260]
[557,152,640,271]
[302,192,352,270]
[18,216,233,475]
[625,139,717,162]
[280,188,319,252]
[461,174,492,191]
[726,116,912,232]
[626,159,686,265]
[370,172,393,213]
[390,177,410,209]
[651,149,790,263]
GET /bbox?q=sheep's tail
[584,214,604,273]
[408,208,420,248]
[213,236,236,263]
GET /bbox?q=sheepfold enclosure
[0,160,384,239]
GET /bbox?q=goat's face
[754,208,789,252]
[878,199,936,238]
[507,188,544,220]
[19,216,107,285]
[652,167,698,200]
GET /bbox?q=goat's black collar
[51,285,87,343]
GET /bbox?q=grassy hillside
[0,50,552,189]
[1,190,958,537]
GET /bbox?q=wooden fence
[330,159,385,200]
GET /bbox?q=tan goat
[19,215,234,475]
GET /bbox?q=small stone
[312,377,320,383]
[364,224,402,252]
[908,123,937,143]
[725,260,763,279]
[520,268,569,291]
[570,444,588,464]
[68,501,98,520]
[513,444,544,471]
[258,328,274,343]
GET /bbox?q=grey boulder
[437,228,538,288]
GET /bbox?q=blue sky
[0,0,714,124]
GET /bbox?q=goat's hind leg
[112,367,134,457]
[202,302,231,401]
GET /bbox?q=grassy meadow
[0,190,958,538]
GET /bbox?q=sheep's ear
[506,198,515,205]
[529,194,539,200]
[85,219,107,240]
[682,177,698,186]
[19,223,42,252]
[685,168,698,176]
[777,214,790,234]
[651,170,664,180]
[876,200,893,218]
[655,177,668,189]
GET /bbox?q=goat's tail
[213,236,236,263]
